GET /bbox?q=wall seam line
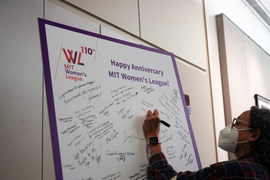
[138,0,142,38]
[41,1,45,180]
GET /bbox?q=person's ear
[249,129,261,142]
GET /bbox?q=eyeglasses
[231,118,253,130]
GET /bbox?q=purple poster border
[171,59,202,169]
[38,18,63,180]
[38,18,201,179]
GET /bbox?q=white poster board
[39,18,201,180]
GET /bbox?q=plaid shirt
[149,152,270,180]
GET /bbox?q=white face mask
[218,124,253,153]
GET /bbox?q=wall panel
[216,14,250,128]
[0,0,43,179]
[245,37,270,103]
[176,59,216,168]
[139,0,208,70]
[222,16,250,118]
[45,0,100,32]
[64,0,140,36]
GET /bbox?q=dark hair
[249,106,270,170]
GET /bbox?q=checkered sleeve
[149,152,178,180]
[149,152,270,179]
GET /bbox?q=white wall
[205,0,270,161]
[216,13,270,120]
[0,0,43,179]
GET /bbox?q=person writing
[143,106,270,179]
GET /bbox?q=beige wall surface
[176,59,216,168]
[218,15,251,121]
[65,0,208,70]
[139,0,208,70]
[0,0,43,179]
[0,0,216,179]
[245,37,270,103]
[64,0,140,36]
[217,14,270,129]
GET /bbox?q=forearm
[149,152,178,179]
[149,153,210,180]
[149,143,162,156]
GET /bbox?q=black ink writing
[61,123,80,134]
[101,172,121,180]
[124,130,145,143]
[87,121,113,140]
[141,85,154,94]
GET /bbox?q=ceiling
[245,0,270,28]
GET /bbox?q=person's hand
[143,109,160,138]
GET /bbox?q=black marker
[160,120,170,127]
